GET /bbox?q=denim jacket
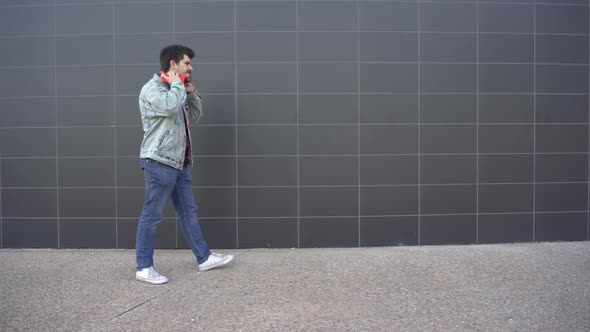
[139,73,202,170]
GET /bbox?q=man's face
[171,54,192,79]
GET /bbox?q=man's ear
[169,60,177,71]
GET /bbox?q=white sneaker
[136,266,169,284]
[198,252,234,271]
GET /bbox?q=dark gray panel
[115,65,155,96]
[59,0,112,3]
[237,94,297,124]
[195,94,236,125]
[360,94,418,124]
[478,34,534,63]
[420,2,476,32]
[420,155,476,184]
[420,33,476,62]
[421,124,477,154]
[194,188,237,218]
[536,35,589,64]
[116,3,172,33]
[1,37,54,66]
[191,64,235,94]
[536,95,589,124]
[479,184,533,213]
[299,32,357,62]
[299,1,357,31]
[299,94,357,124]
[237,125,296,155]
[421,215,476,245]
[115,96,141,126]
[175,2,235,32]
[237,32,296,62]
[59,188,115,217]
[300,187,358,217]
[300,217,358,248]
[478,94,534,123]
[192,156,236,187]
[237,1,296,31]
[360,216,418,246]
[117,188,176,218]
[535,212,587,241]
[421,64,476,93]
[478,3,533,33]
[58,127,115,157]
[58,158,115,187]
[238,156,297,186]
[194,218,236,249]
[536,65,589,94]
[536,0,588,3]
[361,125,418,154]
[116,126,142,157]
[420,94,477,123]
[116,157,143,187]
[359,1,418,31]
[60,219,116,248]
[2,0,53,5]
[479,64,534,93]
[1,158,57,187]
[536,4,589,34]
[478,124,534,153]
[175,33,234,63]
[238,63,296,93]
[536,124,588,153]
[192,126,236,156]
[479,154,534,183]
[56,4,113,35]
[115,33,173,64]
[57,66,113,96]
[116,218,136,249]
[359,32,418,62]
[299,63,357,93]
[2,219,58,248]
[536,183,588,212]
[299,125,358,155]
[0,98,56,127]
[360,185,418,216]
[56,35,113,66]
[238,218,297,249]
[361,155,418,185]
[536,154,588,183]
[0,67,54,98]
[478,214,533,244]
[238,187,297,217]
[0,5,53,37]
[300,156,358,186]
[421,185,477,214]
[0,128,56,158]
[2,189,57,217]
[57,96,115,126]
[360,63,418,93]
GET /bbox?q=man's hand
[185,82,195,94]
[165,70,181,84]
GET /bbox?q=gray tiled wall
[1,0,589,249]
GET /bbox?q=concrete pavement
[1,242,589,331]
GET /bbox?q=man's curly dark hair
[160,44,195,72]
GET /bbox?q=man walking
[135,45,233,284]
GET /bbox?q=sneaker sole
[135,275,169,285]
[198,255,234,272]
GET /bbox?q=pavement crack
[114,289,172,319]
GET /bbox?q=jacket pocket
[156,130,171,150]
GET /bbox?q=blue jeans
[136,158,211,270]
